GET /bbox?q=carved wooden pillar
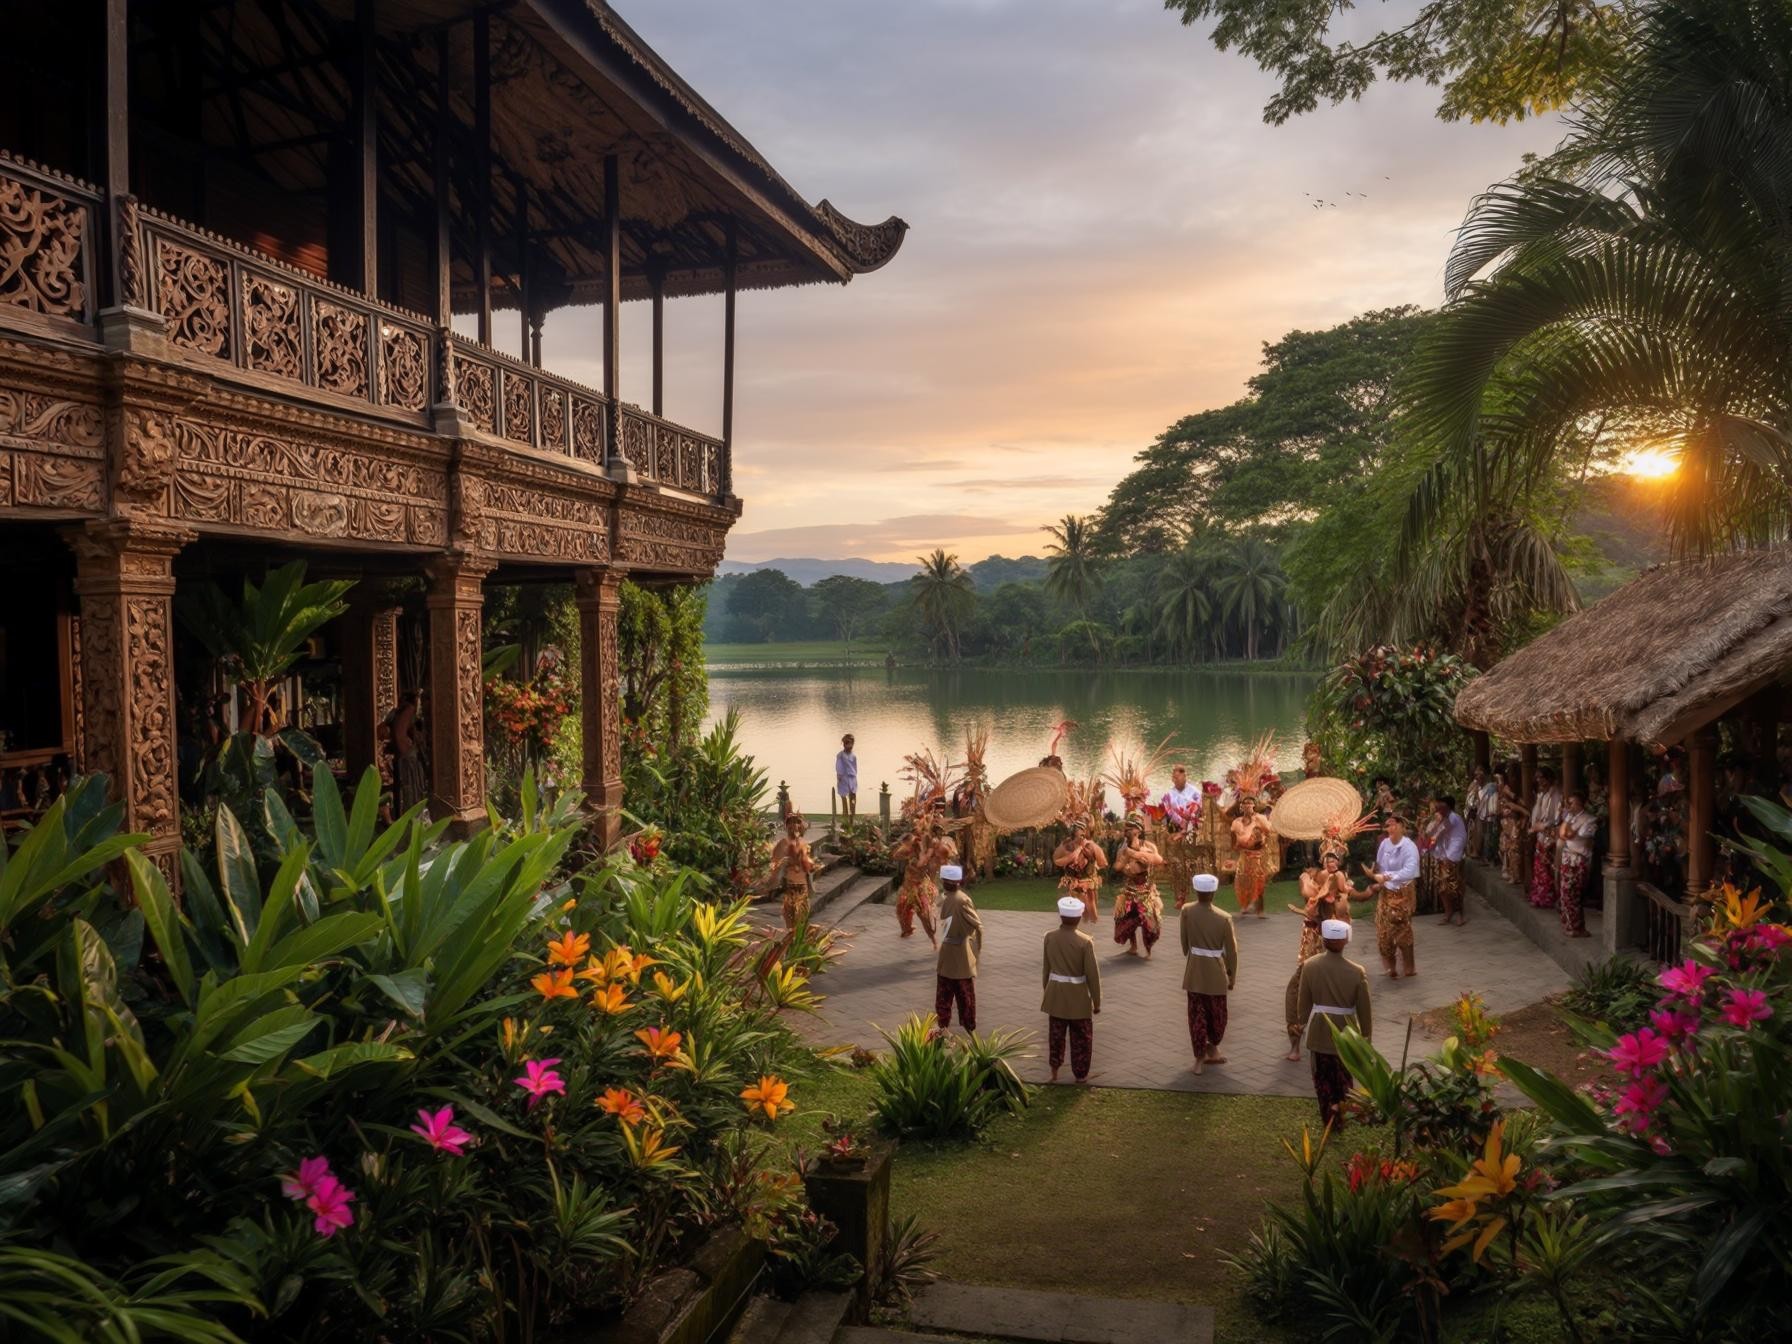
[341,596,400,782]
[575,568,624,848]
[1606,738,1631,872]
[1686,727,1717,897]
[66,520,194,885]
[425,556,491,830]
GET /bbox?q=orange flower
[591,982,631,1015]
[546,930,591,967]
[574,955,608,985]
[652,971,689,1003]
[531,968,579,1001]
[740,1075,794,1121]
[634,1026,684,1062]
[625,951,658,985]
[620,1122,681,1170]
[595,1087,647,1124]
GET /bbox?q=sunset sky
[539,0,1563,566]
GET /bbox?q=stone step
[821,872,894,924]
[904,1281,1214,1344]
[727,1296,791,1344]
[726,1290,853,1344]
[1464,858,1610,978]
[835,1328,960,1344]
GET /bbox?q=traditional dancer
[1367,814,1420,978]
[1111,814,1165,957]
[1285,849,1358,1060]
[1431,795,1469,926]
[767,811,816,928]
[891,813,949,947]
[1527,766,1563,908]
[1497,764,1526,884]
[1296,918,1372,1130]
[1556,790,1597,939]
[1231,794,1274,918]
[1053,778,1107,924]
[955,726,998,881]
[1180,873,1236,1073]
[934,864,983,1032]
[1041,895,1101,1083]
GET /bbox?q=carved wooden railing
[0,154,101,336]
[620,403,726,497]
[446,340,608,468]
[137,207,437,423]
[1638,880,1691,964]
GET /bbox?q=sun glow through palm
[1620,447,1680,480]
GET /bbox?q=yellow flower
[1427,1119,1521,1262]
[545,930,591,967]
[591,982,632,1015]
[531,968,579,1001]
[653,971,689,1003]
[574,955,608,985]
[620,1122,682,1170]
[740,1074,795,1121]
[626,952,659,985]
[1722,884,1772,932]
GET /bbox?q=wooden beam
[474,10,493,345]
[602,152,620,407]
[1686,728,1717,896]
[1606,737,1631,872]
[353,0,379,296]
[650,267,664,417]
[431,27,452,327]
[722,221,736,477]
[104,0,130,305]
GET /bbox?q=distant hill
[968,554,1048,589]
[717,557,918,586]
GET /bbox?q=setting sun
[1620,446,1680,479]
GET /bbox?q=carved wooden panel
[155,239,231,358]
[705,442,723,496]
[125,597,177,834]
[502,371,533,445]
[475,479,609,563]
[656,426,677,483]
[455,607,483,803]
[571,397,601,464]
[614,503,727,572]
[540,389,567,452]
[313,300,369,398]
[679,435,702,492]
[598,603,622,784]
[243,274,301,379]
[459,357,496,433]
[622,410,650,477]
[381,324,428,412]
[2,385,105,510]
[373,608,399,717]
[0,176,88,319]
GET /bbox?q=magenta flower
[410,1105,474,1156]
[306,1174,356,1237]
[514,1057,566,1109]
[1612,1075,1670,1133]
[1757,925,1791,951]
[279,1155,333,1203]
[1606,1028,1670,1078]
[1719,987,1771,1029]
[1648,1006,1700,1043]
[1657,959,1714,1001]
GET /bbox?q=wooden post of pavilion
[650,267,665,418]
[1603,735,1639,955]
[1519,742,1538,880]
[601,153,634,482]
[1686,727,1718,897]
[424,556,492,833]
[1472,730,1491,773]
[721,221,736,500]
[1561,741,1583,797]
[473,11,493,347]
[341,593,399,782]
[351,0,379,297]
[574,568,624,848]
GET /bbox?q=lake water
[703,666,1317,814]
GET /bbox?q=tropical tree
[910,550,975,662]
[1212,536,1287,660]
[1043,515,1105,614]
[1402,0,1792,560]
[810,575,888,654]
[1153,543,1214,660]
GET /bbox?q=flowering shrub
[1311,644,1475,803]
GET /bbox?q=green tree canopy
[715,568,807,643]
[810,575,889,650]
[910,550,976,661]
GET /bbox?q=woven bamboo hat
[982,766,1070,832]
[1269,776,1363,840]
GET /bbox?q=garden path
[798,889,1569,1097]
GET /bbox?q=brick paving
[800,890,1569,1096]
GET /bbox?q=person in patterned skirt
[934,865,983,1032]
[1111,814,1165,957]
[1180,873,1237,1074]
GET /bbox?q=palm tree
[1044,515,1104,616]
[1402,0,1792,558]
[1212,537,1286,662]
[910,549,974,662]
[1153,544,1212,661]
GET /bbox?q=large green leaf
[217,1006,320,1065]
[262,911,381,973]
[293,1040,412,1078]
[213,807,261,947]
[127,850,194,1007]
[366,969,431,1019]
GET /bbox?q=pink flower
[1756,925,1791,951]
[1719,988,1771,1029]
[279,1155,332,1202]
[1657,959,1714,1001]
[409,1105,473,1156]
[306,1175,356,1237]
[1648,1006,1700,1043]
[1606,1029,1670,1078]
[514,1057,567,1109]
[1612,1075,1670,1133]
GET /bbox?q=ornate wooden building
[0,0,904,876]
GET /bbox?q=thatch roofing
[1454,547,1792,745]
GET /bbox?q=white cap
[1192,874,1220,894]
[939,864,963,882]
[1057,896,1086,919]
[1320,919,1351,941]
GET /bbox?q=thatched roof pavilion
[1456,547,1792,747]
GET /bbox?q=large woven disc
[1269,776,1362,840]
[982,766,1070,832]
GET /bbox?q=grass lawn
[963,874,1304,916]
[705,639,889,665]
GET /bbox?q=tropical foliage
[1310,645,1477,802]
[622,710,771,897]
[865,1015,1031,1139]
[909,550,976,662]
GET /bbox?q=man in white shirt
[1160,765,1201,831]
[1367,814,1421,978]
[1555,790,1598,939]
[835,734,858,827]
[1431,795,1470,927]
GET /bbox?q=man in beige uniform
[1295,918,1373,1129]
[934,865,983,1033]
[1041,895,1101,1083]
[1179,873,1237,1074]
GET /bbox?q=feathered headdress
[1059,771,1102,829]
[1104,733,1177,816]
[900,747,963,829]
[962,725,991,799]
[1319,805,1375,860]
[1233,731,1279,801]
[1047,719,1077,761]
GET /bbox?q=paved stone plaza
[801,890,1570,1096]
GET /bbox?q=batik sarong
[1433,859,1464,918]
[1529,841,1558,908]
[1311,1051,1354,1129]
[1112,881,1163,951]
[1375,887,1414,960]
[1499,816,1524,884]
[1047,1016,1094,1080]
[1187,991,1228,1058]
[780,881,811,929]
[1234,845,1269,910]
[1058,873,1101,924]
[935,975,976,1031]
[897,874,937,938]
[1557,850,1591,936]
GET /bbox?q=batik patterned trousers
[1434,859,1464,917]
[1375,888,1414,960]
[935,975,976,1031]
[1186,992,1228,1058]
[1557,850,1591,935]
[1529,841,1559,908]
[1311,1050,1354,1129]
[897,876,937,938]
[1047,1016,1093,1079]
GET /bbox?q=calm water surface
[703,666,1317,812]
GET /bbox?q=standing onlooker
[1466,765,1498,862]
[1556,792,1597,938]
[835,733,858,826]
[1368,815,1420,978]
[1432,795,1469,926]
[1528,767,1563,908]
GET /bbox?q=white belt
[1048,973,1087,984]
[1187,947,1225,958]
[1308,1003,1353,1019]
